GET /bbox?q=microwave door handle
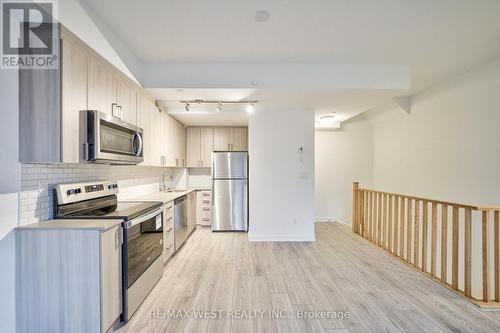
[134,132,143,157]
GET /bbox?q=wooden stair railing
[352,182,500,308]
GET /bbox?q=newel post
[352,182,360,233]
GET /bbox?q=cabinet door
[178,122,186,167]
[230,127,248,151]
[150,106,163,167]
[61,38,88,163]
[200,127,214,167]
[87,57,115,115]
[163,113,176,167]
[186,127,201,167]
[116,79,137,125]
[136,94,152,165]
[213,127,231,151]
[101,225,122,332]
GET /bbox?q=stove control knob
[75,188,82,194]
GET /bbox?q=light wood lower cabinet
[163,201,175,262]
[16,225,123,333]
[197,190,212,226]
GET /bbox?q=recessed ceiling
[82,0,500,125]
[148,88,405,126]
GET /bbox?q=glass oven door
[124,208,163,288]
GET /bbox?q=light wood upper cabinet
[186,127,201,167]
[61,38,88,163]
[213,127,231,151]
[200,128,214,167]
[213,127,247,152]
[186,127,213,167]
[230,127,248,151]
[177,121,186,167]
[87,57,115,115]
[116,79,137,125]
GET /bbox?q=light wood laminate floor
[117,223,500,333]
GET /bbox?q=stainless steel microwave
[80,110,144,165]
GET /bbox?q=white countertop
[17,219,123,231]
[128,188,211,204]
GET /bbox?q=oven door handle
[125,207,163,229]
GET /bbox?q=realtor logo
[1,0,58,69]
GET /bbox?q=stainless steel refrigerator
[212,152,248,231]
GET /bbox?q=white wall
[315,115,373,224]
[371,57,500,205]
[59,0,140,84]
[0,70,20,333]
[248,109,315,241]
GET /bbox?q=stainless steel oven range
[55,181,163,322]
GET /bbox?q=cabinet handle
[166,216,173,221]
[166,244,173,250]
[165,227,173,232]
[203,200,210,204]
[203,207,210,211]
[165,205,173,210]
[202,193,210,196]
[203,218,210,222]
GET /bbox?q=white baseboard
[249,234,316,242]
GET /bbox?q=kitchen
[4,1,500,333]
[15,25,252,332]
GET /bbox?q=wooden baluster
[382,194,387,249]
[388,195,393,253]
[352,182,359,233]
[422,201,428,272]
[372,192,376,242]
[406,198,411,262]
[431,203,438,278]
[368,192,372,241]
[414,200,420,267]
[377,193,382,246]
[464,208,472,297]
[441,204,448,284]
[394,197,399,256]
[452,206,459,290]
[357,190,363,235]
[494,211,499,302]
[399,197,405,258]
[363,191,368,237]
[482,211,489,302]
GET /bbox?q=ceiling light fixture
[179,100,258,113]
[246,103,255,113]
[254,10,270,22]
[319,113,337,124]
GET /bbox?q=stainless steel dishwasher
[174,195,187,251]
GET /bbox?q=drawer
[202,208,211,220]
[163,226,175,262]
[164,215,174,230]
[164,203,174,219]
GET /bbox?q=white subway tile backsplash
[20,163,180,226]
